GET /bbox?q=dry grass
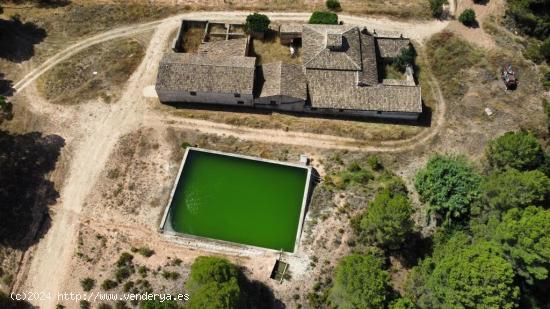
[250,31,301,65]
[221,0,431,20]
[382,63,406,80]
[163,106,423,143]
[36,36,147,104]
[181,27,204,53]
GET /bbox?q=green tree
[494,206,550,285]
[329,254,391,308]
[415,155,481,223]
[186,256,245,309]
[245,13,270,33]
[389,297,417,309]
[187,280,242,309]
[360,190,414,250]
[458,8,477,27]
[486,131,545,172]
[325,0,341,11]
[407,240,519,308]
[428,0,448,18]
[394,46,416,71]
[539,37,550,63]
[140,300,181,309]
[481,169,550,211]
[309,11,338,24]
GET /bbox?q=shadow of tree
[243,278,286,309]
[0,130,65,250]
[392,232,433,269]
[0,73,15,96]
[0,16,47,62]
[0,292,33,309]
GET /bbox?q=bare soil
[7,5,546,309]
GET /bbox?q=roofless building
[156,20,422,120]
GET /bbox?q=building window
[190,91,197,96]
[311,108,317,111]
[237,101,244,104]
[270,100,277,105]
[339,109,344,112]
[234,93,241,98]
[376,111,382,115]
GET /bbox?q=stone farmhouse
[156,20,423,120]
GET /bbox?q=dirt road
[12,12,448,308]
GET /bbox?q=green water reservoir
[163,148,310,252]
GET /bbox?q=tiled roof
[302,24,362,70]
[358,33,378,86]
[376,37,410,58]
[259,61,307,100]
[197,37,249,57]
[306,69,422,113]
[280,23,303,34]
[156,53,256,94]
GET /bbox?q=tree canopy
[481,169,550,211]
[140,300,181,309]
[458,8,477,27]
[308,11,338,24]
[360,190,414,250]
[415,155,481,223]
[185,256,245,309]
[485,131,545,172]
[493,206,550,285]
[407,239,520,309]
[329,254,391,308]
[507,0,550,39]
[245,13,270,33]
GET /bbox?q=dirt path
[15,23,176,308]
[446,0,505,49]
[12,12,448,308]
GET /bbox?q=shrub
[116,252,134,267]
[161,271,180,280]
[325,0,341,11]
[245,13,270,33]
[80,300,91,309]
[394,46,417,71]
[486,131,545,171]
[137,247,155,257]
[101,279,118,290]
[332,162,374,189]
[98,304,113,309]
[80,277,95,291]
[309,11,338,25]
[116,267,132,282]
[541,69,550,90]
[523,41,544,64]
[415,155,481,223]
[541,38,550,63]
[428,0,448,18]
[458,8,477,27]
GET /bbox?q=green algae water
[166,149,309,252]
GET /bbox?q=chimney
[326,30,343,50]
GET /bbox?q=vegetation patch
[37,37,146,104]
[425,32,483,100]
[308,11,338,24]
[249,31,301,65]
